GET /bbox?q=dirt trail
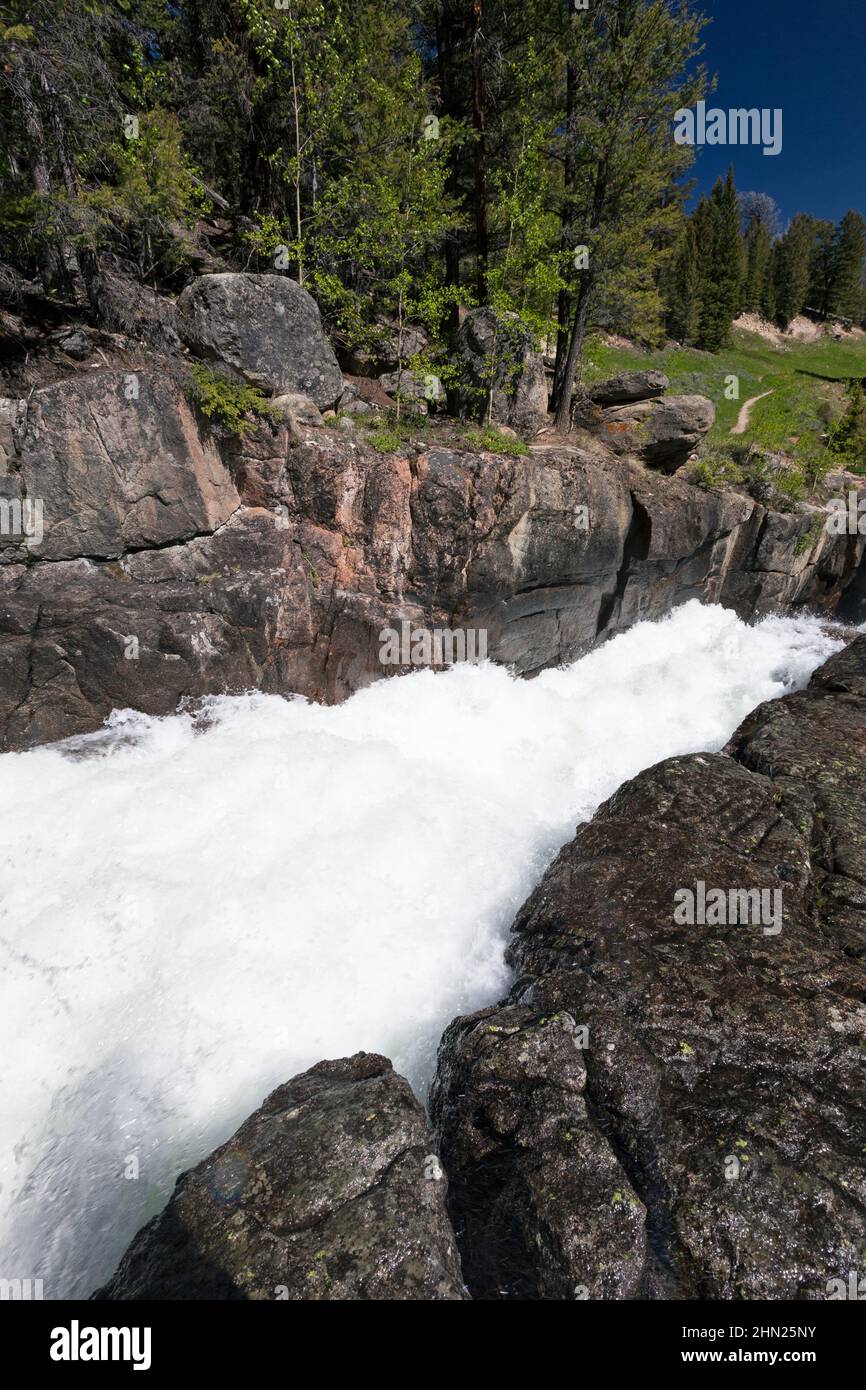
[731,390,774,435]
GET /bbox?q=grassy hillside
[581,329,866,461]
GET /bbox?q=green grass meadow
[581,329,866,458]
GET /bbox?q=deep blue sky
[684,0,865,227]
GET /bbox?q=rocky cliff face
[431,637,866,1300]
[1,362,862,751]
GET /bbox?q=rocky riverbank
[432,635,866,1300]
[96,633,866,1300]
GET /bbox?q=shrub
[185,364,278,436]
[796,439,834,495]
[795,514,826,556]
[368,429,403,454]
[829,383,866,472]
[463,425,530,457]
[686,449,743,490]
[80,110,207,282]
[361,408,429,452]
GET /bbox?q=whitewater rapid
[0,601,847,1297]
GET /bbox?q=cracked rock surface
[95,1053,466,1301]
[432,639,866,1299]
[0,371,240,561]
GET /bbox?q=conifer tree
[830,211,866,319]
[763,244,779,322]
[697,168,741,350]
[667,218,702,344]
[743,212,773,316]
[808,220,838,319]
[552,0,707,431]
[774,213,816,327]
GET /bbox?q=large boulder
[95,1054,466,1300]
[588,370,668,405]
[433,640,866,1298]
[591,394,715,471]
[378,368,445,414]
[176,273,343,409]
[454,307,548,436]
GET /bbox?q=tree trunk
[470,0,488,302]
[554,273,593,434]
[552,25,577,410]
[437,4,462,337]
[552,290,571,411]
[555,143,609,434]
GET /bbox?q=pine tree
[552,0,707,431]
[774,214,816,327]
[830,383,866,465]
[763,244,779,322]
[667,219,701,344]
[743,212,773,316]
[697,169,742,350]
[829,211,866,320]
[808,220,837,319]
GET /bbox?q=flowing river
[0,600,849,1297]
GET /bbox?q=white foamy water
[0,601,845,1297]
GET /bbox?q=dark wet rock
[176,273,343,408]
[434,641,866,1299]
[831,523,866,627]
[809,637,866,698]
[430,1006,646,1300]
[454,307,548,435]
[588,370,669,405]
[95,1053,466,1301]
